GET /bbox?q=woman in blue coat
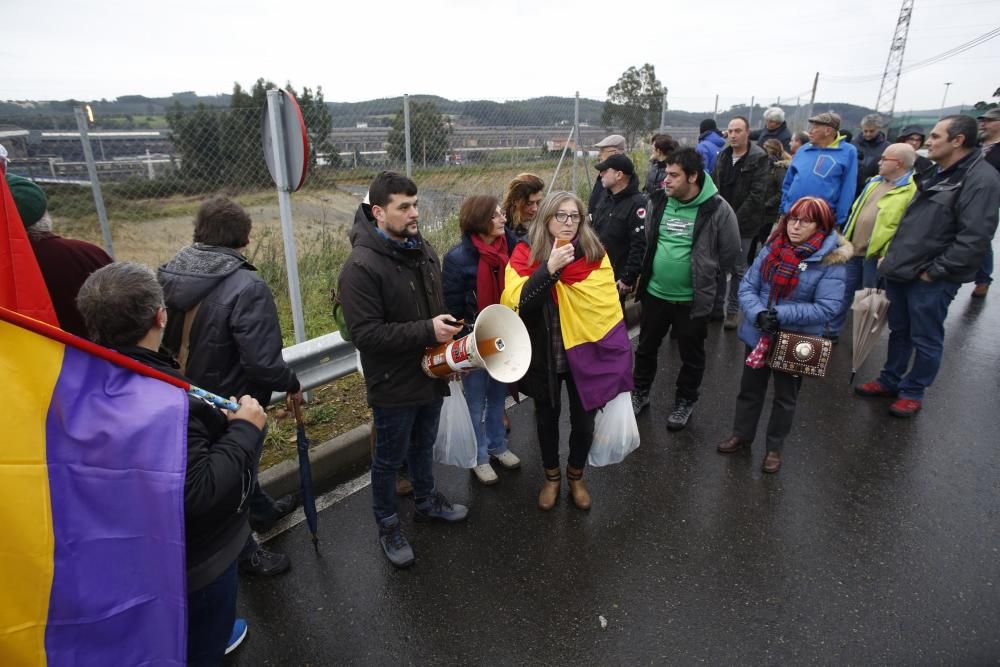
[441,195,522,484]
[717,196,852,473]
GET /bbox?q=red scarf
[471,234,509,312]
[761,231,827,300]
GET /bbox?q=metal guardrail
[269,332,358,405]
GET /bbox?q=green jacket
[842,172,917,259]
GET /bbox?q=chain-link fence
[1,90,969,344]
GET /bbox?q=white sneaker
[472,463,499,485]
[490,450,521,469]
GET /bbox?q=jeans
[715,236,753,316]
[371,399,443,523]
[634,295,708,402]
[187,560,238,667]
[877,278,960,400]
[975,246,994,286]
[462,369,509,464]
[732,348,803,452]
[828,255,881,336]
[534,373,596,470]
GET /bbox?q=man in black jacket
[972,108,1000,297]
[159,196,301,577]
[712,116,770,329]
[751,106,792,152]
[856,116,1000,417]
[853,114,891,189]
[338,171,469,569]
[591,153,647,295]
[588,134,627,217]
[77,261,266,664]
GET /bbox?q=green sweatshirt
[647,177,718,302]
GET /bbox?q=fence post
[265,90,307,350]
[660,89,668,130]
[572,91,580,193]
[403,93,413,177]
[713,94,719,121]
[806,72,819,133]
[74,107,114,258]
[748,96,755,127]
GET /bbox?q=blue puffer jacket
[697,131,726,173]
[737,231,853,347]
[441,229,519,324]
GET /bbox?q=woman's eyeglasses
[787,217,817,228]
[553,212,581,223]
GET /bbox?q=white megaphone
[421,304,532,383]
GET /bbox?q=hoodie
[158,243,298,406]
[780,134,859,228]
[696,130,726,173]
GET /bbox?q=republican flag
[0,309,189,663]
[0,175,57,326]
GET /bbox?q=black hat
[699,118,718,134]
[594,153,635,176]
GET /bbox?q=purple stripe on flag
[44,346,188,665]
[566,319,634,411]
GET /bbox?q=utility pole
[875,0,914,119]
[806,72,819,129]
[940,82,953,114]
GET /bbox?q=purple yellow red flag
[0,176,57,326]
[503,244,633,411]
[0,305,188,665]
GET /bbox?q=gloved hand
[756,309,779,335]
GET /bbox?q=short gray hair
[861,113,883,129]
[763,106,785,123]
[76,262,164,347]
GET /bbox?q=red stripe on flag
[0,177,58,326]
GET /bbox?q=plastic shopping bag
[433,381,478,468]
[588,391,640,467]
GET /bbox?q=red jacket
[30,232,112,338]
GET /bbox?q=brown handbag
[767,330,833,377]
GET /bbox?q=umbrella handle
[286,393,305,427]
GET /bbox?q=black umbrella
[288,396,319,552]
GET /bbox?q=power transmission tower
[875,0,915,119]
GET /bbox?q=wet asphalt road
[230,280,1000,666]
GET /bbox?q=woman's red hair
[768,196,836,244]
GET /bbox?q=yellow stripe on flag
[555,256,623,349]
[0,320,64,665]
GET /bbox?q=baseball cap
[594,153,635,176]
[807,111,842,131]
[977,108,1000,121]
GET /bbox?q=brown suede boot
[538,468,561,511]
[566,466,591,511]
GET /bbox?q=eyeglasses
[492,210,507,220]
[553,212,581,224]
[787,217,818,228]
[878,156,902,164]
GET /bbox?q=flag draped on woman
[503,245,633,411]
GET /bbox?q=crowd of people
[4,106,999,664]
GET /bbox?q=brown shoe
[972,283,990,298]
[717,436,752,453]
[762,450,782,473]
[565,466,592,511]
[537,468,561,511]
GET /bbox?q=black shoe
[709,311,725,322]
[666,398,695,431]
[378,515,415,568]
[631,389,650,416]
[250,494,297,533]
[239,546,291,577]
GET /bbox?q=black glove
[756,309,779,335]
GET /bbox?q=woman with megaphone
[502,192,633,510]
[442,196,524,485]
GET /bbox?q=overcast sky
[4,0,999,113]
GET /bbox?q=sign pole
[265,89,307,347]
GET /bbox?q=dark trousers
[240,424,274,560]
[371,399,442,523]
[187,560,238,667]
[534,373,596,470]
[633,295,708,402]
[732,348,803,452]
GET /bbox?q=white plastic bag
[433,381,478,468]
[588,391,640,467]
